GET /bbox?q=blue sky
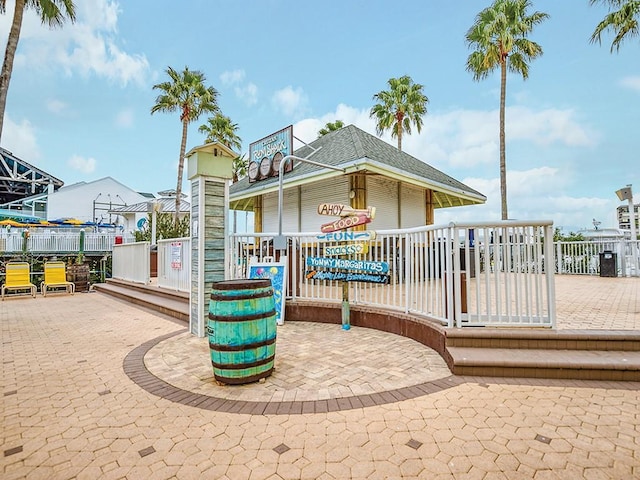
[1,0,638,232]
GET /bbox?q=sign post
[313,203,381,331]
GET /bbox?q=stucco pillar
[187,145,233,337]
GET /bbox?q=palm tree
[590,0,640,52]
[465,0,548,220]
[232,154,248,183]
[0,0,76,142]
[318,120,344,137]
[369,75,428,152]
[198,112,242,152]
[151,66,219,226]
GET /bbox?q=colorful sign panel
[317,204,376,219]
[315,231,377,242]
[324,243,369,256]
[306,256,389,274]
[248,259,287,325]
[305,270,390,284]
[320,214,372,233]
[248,125,293,183]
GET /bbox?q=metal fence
[229,220,556,328]
[157,238,191,291]
[556,239,639,276]
[112,242,150,284]
[0,231,133,254]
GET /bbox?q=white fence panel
[157,238,191,292]
[229,220,556,328]
[112,242,150,284]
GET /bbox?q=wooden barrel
[207,279,277,385]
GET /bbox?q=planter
[67,263,90,292]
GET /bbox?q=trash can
[599,251,617,277]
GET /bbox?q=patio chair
[41,261,75,297]
[1,262,37,300]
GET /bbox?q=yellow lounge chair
[1,262,37,300]
[41,261,75,296]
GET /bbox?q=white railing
[157,237,191,292]
[112,242,150,284]
[0,231,134,253]
[229,220,556,328]
[556,239,639,277]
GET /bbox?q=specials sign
[248,125,293,183]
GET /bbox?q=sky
[1,0,639,233]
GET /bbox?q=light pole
[616,184,637,275]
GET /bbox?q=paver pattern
[1,276,640,479]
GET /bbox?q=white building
[46,177,152,226]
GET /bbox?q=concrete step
[93,281,189,324]
[445,328,640,351]
[447,346,640,381]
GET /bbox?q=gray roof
[109,197,190,214]
[230,124,485,208]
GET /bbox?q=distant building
[617,203,639,235]
[109,190,190,235]
[46,177,151,226]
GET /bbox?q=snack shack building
[229,124,486,233]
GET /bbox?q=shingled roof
[230,124,485,209]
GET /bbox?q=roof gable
[230,124,485,204]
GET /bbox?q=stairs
[445,328,640,381]
[93,278,189,324]
[94,279,640,381]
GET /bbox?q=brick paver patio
[1,275,640,479]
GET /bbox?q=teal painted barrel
[207,279,277,385]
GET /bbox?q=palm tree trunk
[175,119,189,227]
[0,0,26,143]
[499,59,508,220]
[396,116,403,152]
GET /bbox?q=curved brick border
[123,328,463,415]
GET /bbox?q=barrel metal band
[209,336,276,352]
[210,289,273,302]
[208,309,276,322]
[211,354,275,370]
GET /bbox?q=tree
[369,75,428,151]
[590,0,640,52]
[151,66,219,226]
[465,0,548,220]
[232,154,248,183]
[198,112,242,151]
[318,120,344,137]
[0,0,76,143]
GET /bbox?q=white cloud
[1,0,149,86]
[272,86,309,118]
[46,99,68,115]
[115,108,134,128]
[220,69,245,86]
[620,75,640,92]
[235,83,258,106]
[220,70,258,105]
[67,154,97,174]
[2,115,41,161]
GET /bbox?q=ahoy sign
[317,203,376,219]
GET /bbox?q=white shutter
[400,184,426,228]
[300,177,350,232]
[262,188,300,233]
[367,176,399,230]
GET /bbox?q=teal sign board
[306,256,389,274]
